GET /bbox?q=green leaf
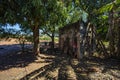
[116,0,120,4]
[98,3,114,13]
[101,15,108,20]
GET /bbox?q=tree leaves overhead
[116,0,120,5]
[98,0,120,13]
[1,0,118,34]
[98,2,114,13]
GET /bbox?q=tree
[0,0,41,55]
[0,0,70,56]
[98,0,120,58]
[40,0,76,49]
[40,25,58,49]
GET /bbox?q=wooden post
[76,32,81,59]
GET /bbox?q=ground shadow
[20,54,91,80]
[20,53,120,80]
[85,57,120,71]
[1,44,119,79]
[0,44,36,71]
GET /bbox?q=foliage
[98,0,120,13]
[0,0,70,54]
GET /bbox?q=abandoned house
[59,21,106,59]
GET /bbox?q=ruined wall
[59,21,81,59]
[59,20,108,59]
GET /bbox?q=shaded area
[0,44,36,70]
[0,44,120,80]
[0,44,33,56]
[0,44,20,56]
[20,53,120,80]
[20,54,69,80]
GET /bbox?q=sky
[5,24,41,35]
[6,24,21,31]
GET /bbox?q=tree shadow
[20,54,64,80]
[20,54,92,80]
[84,57,120,72]
[109,70,120,79]
[0,44,36,71]
[1,47,120,80]
[7,52,118,80]
[69,59,91,80]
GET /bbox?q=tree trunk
[117,18,120,57]
[51,26,55,49]
[33,23,39,55]
[51,33,54,49]
[59,29,61,49]
[108,10,115,56]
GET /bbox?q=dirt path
[0,52,120,80]
[0,53,52,80]
[19,54,120,80]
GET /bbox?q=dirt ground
[0,39,120,80]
